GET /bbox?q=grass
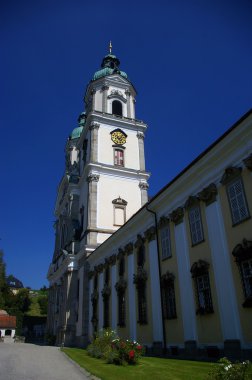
[62,348,214,380]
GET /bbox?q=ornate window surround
[160,271,177,319]
[190,260,214,315]
[220,166,250,226]
[232,239,252,307]
[185,196,204,246]
[112,197,127,226]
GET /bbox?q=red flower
[137,345,142,350]
[129,350,135,359]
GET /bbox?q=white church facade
[47,49,252,359]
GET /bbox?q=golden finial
[109,41,112,54]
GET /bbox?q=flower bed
[87,329,145,365]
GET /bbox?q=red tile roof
[0,315,16,328]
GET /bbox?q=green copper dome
[70,126,83,140]
[92,53,128,81]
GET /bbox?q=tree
[0,250,10,309]
[38,296,48,315]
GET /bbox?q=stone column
[98,271,104,330]
[89,122,100,163]
[205,197,243,343]
[111,263,117,330]
[137,132,146,171]
[91,89,96,111]
[173,217,198,343]
[139,181,149,206]
[128,250,137,341]
[88,276,94,340]
[102,85,109,113]
[146,230,163,342]
[87,173,99,246]
[64,268,78,346]
[125,89,131,118]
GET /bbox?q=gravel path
[0,342,90,380]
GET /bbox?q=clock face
[111,131,126,145]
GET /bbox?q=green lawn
[62,348,214,380]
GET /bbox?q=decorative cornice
[198,183,218,206]
[137,132,145,140]
[190,260,209,277]
[107,90,127,103]
[170,207,184,225]
[117,248,125,261]
[243,154,252,171]
[91,89,96,95]
[94,263,104,273]
[220,166,242,185]
[144,226,156,242]
[125,89,131,96]
[184,196,199,209]
[134,234,145,248]
[160,271,175,286]
[158,216,170,228]
[102,85,109,91]
[124,242,133,255]
[107,254,117,266]
[87,174,100,183]
[232,238,252,262]
[139,181,149,190]
[112,196,127,206]
[115,277,127,292]
[89,122,100,130]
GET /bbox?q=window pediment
[191,260,209,277]
[108,90,127,103]
[220,166,242,185]
[232,239,252,262]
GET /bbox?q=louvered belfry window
[189,206,204,245]
[227,178,250,225]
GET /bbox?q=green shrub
[207,357,251,380]
[87,329,145,366]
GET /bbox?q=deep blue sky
[1,0,252,289]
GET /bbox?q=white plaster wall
[95,89,103,112]
[98,124,140,170]
[97,175,142,229]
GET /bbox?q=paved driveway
[0,342,90,380]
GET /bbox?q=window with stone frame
[102,267,111,328]
[112,197,127,226]
[115,257,127,327]
[91,274,99,333]
[134,244,148,324]
[188,206,204,246]
[232,239,252,307]
[221,167,250,226]
[161,272,177,319]
[160,224,172,260]
[114,148,124,166]
[227,178,250,225]
[191,260,214,315]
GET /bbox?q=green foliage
[87,329,145,366]
[207,357,251,380]
[37,296,48,315]
[0,250,10,309]
[87,328,118,359]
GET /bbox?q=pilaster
[125,89,131,118]
[128,252,137,341]
[89,122,100,163]
[137,132,146,171]
[139,181,149,206]
[87,174,100,245]
[102,85,109,113]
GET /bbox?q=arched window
[112,100,122,116]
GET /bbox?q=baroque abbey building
[47,48,252,359]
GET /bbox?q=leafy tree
[38,296,48,315]
[0,250,10,309]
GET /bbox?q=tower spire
[109,41,112,54]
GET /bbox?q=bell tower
[77,44,150,253]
